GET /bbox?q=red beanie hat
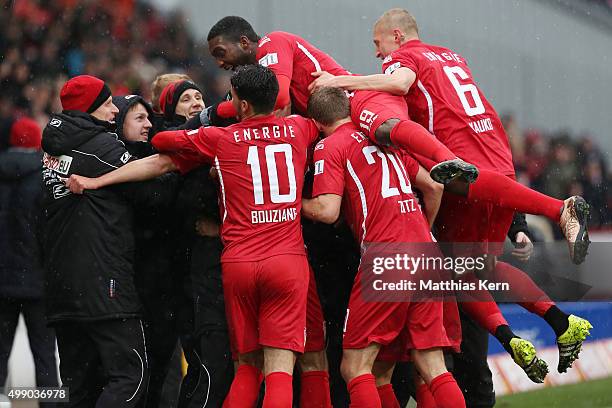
[60,75,112,113]
[9,117,42,149]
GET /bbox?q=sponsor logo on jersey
[314,159,324,175]
[314,141,325,151]
[49,118,62,128]
[383,55,393,64]
[259,53,279,67]
[43,153,73,175]
[120,152,131,164]
[259,36,271,47]
[384,62,401,75]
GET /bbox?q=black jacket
[0,148,45,299]
[41,111,163,323]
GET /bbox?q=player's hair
[376,8,419,35]
[207,16,260,43]
[151,73,192,112]
[307,87,350,126]
[230,65,278,114]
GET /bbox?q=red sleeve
[216,101,236,118]
[311,138,345,197]
[382,50,417,75]
[152,128,221,174]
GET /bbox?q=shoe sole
[430,160,479,185]
[571,197,591,265]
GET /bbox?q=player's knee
[412,348,448,384]
[298,350,328,372]
[340,351,372,383]
[374,119,399,146]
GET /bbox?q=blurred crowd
[503,114,611,228]
[0,0,230,144]
[1,0,610,228]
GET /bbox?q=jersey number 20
[362,145,412,198]
[247,144,297,204]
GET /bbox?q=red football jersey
[157,114,319,262]
[382,40,515,176]
[257,31,350,115]
[311,122,432,246]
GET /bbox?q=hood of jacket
[0,149,43,181]
[41,110,116,156]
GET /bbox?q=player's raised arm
[309,68,415,96]
[65,154,177,194]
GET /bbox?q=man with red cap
[40,74,163,407]
[0,117,60,407]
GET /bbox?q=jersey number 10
[247,144,297,205]
[443,66,485,116]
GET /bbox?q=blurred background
[1,0,611,406]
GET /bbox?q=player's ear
[239,35,251,49]
[393,29,404,43]
[240,99,249,114]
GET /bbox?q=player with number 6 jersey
[206,16,480,186]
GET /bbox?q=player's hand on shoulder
[309,71,338,93]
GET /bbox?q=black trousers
[178,236,233,408]
[451,307,496,408]
[54,318,148,408]
[0,297,59,407]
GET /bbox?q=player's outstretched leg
[375,119,479,185]
[458,272,549,383]
[436,168,592,264]
[412,348,466,408]
[556,315,593,373]
[490,261,594,371]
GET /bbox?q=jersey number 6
[443,66,486,117]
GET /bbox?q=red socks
[263,372,293,408]
[223,364,263,408]
[415,383,437,408]
[347,373,381,408]
[300,371,332,408]
[390,120,456,163]
[493,261,555,316]
[377,384,400,408]
[468,170,564,222]
[455,273,508,334]
[429,372,466,408]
